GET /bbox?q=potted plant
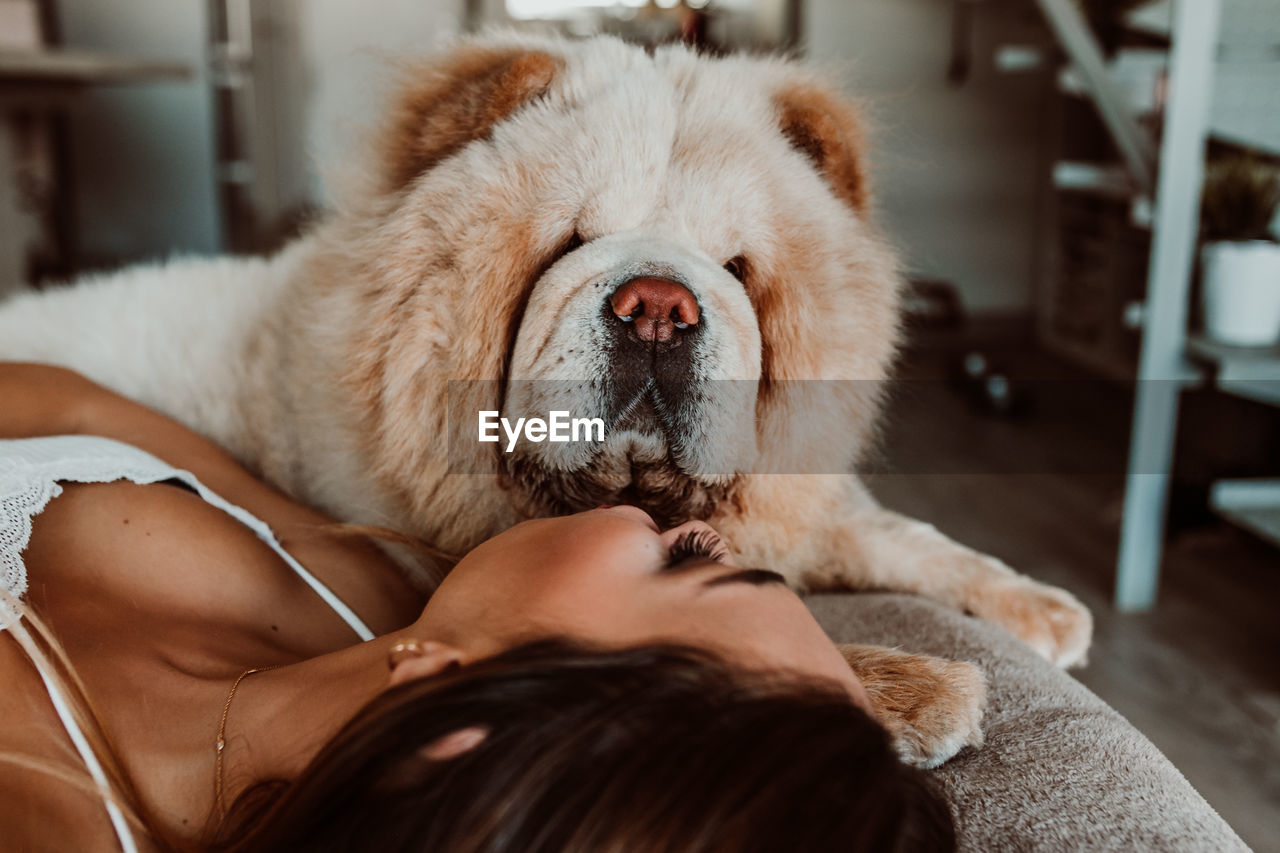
[1199,154,1280,346]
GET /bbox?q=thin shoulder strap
[2,586,139,851]
[29,647,140,853]
[175,475,377,642]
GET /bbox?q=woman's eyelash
[667,530,729,565]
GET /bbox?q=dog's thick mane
[311,34,901,542]
[0,33,904,574]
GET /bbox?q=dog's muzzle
[501,232,762,487]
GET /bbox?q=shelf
[1052,161,1137,198]
[0,49,190,85]
[1034,0,1158,195]
[1186,333,1280,406]
[1130,2,1280,156]
[1128,1,1280,56]
[1210,479,1280,547]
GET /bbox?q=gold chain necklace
[214,665,280,817]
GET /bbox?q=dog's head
[336,34,902,531]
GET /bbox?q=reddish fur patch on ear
[776,84,872,214]
[383,48,561,192]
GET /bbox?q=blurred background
[1,0,1277,845]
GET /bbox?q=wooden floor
[870,341,1280,851]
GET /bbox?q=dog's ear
[775,83,872,215]
[382,47,561,192]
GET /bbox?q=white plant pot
[1201,240,1280,346]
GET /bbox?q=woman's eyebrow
[702,568,788,588]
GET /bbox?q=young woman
[0,362,954,852]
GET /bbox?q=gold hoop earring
[387,638,429,670]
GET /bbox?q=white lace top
[0,435,375,852]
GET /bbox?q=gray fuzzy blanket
[808,593,1250,852]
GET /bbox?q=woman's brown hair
[212,639,955,853]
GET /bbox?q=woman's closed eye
[661,526,788,588]
[664,528,730,569]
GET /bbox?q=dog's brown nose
[609,277,700,343]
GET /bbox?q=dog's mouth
[497,375,742,523]
[504,447,731,527]
[493,339,763,527]
[608,380,661,433]
[607,380,686,444]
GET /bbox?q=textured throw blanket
[808,593,1250,852]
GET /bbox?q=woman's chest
[22,480,366,662]
[7,480,360,844]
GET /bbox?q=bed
[810,592,1249,852]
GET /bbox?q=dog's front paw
[838,645,987,769]
[966,572,1092,668]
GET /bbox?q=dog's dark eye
[723,256,747,282]
[561,231,584,257]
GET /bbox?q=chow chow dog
[0,33,1089,765]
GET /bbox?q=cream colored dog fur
[0,33,1090,767]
